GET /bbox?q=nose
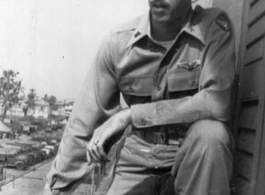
[150,0,166,6]
[150,0,165,3]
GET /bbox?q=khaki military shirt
[46,6,235,193]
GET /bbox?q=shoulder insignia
[216,13,231,31]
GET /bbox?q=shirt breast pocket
[117,77,153,106]
[167,66,201,99]
[117,77,153,96]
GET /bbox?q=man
[44,0,235,194]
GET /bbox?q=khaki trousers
[103,119,233,195]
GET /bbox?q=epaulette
[109,15,142,35]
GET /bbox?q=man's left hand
[87,108,132,165]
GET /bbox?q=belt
[133,124,188,146]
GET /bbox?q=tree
[0,70,23,121]
[47,95,57,119]
[26,88,37,116]
[43,94,48,101]
[42,95,58,119]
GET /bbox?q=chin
[151,14,171,24]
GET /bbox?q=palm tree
[47,95,57,119]
[26,89,37,116]
[0,70,22,121]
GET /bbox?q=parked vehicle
[44,146,56,156]
[32,147,47,160]
[6,141,44,162]
[41,148,53,158]
[0,149,28,170]
[0,143,35,165]
[45,126,52,132]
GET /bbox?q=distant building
[64,105,73,116]
[0,99,74,119]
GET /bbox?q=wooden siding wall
[232,0,265,195]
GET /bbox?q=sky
[0,0,149,101]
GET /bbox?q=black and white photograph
[0,0,263,195]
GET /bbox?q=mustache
[149,1,169,8]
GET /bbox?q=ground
[0,159,92,195]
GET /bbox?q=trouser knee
[171,120,234,195]
[185,119,233,151]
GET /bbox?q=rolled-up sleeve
[131,12,236,128]
[46,32,120,193]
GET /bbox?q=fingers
[96,139,109,162]
[87,142,102,165]
[86,110,130,165]
[87,141,103,165]
[91,140,107,163]
[87,134,109,165]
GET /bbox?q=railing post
[91,169,95,195]
[13,175,15,188]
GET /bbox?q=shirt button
[157,86,161,91]
[190,81,197,87]
[141,120,146,126]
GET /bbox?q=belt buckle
[153,130,167,144]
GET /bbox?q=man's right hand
[86,108,132,165]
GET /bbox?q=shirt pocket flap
[117,77,153,96]
[167,69,200,92]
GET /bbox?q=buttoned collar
[126,9,206,48]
